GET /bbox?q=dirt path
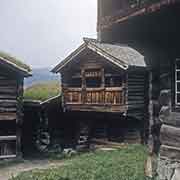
[0,159,66,180]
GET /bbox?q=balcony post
[81,69,86,104]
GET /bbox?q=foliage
[11,145,148,180]
[24,81,60,101]
[0,51,31,72]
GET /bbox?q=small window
[85,69,102,88]
[175,59,180,105]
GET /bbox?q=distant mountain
[24,68,60,88]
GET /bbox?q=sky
[0,0,97,68]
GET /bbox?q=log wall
[127,71,148,120]
[0,73,23,159]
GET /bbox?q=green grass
[0,51,31,72]
[11,145,148,180]
[24,81,61,101]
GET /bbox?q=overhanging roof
[0,52,32,77]
[52,38,146,73]
[98,0,180,31]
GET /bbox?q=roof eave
[86,41,128,70]
[0,58,32,77]
[51,44,87,73]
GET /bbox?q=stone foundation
[157,157,180,180]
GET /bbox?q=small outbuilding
[52,38,149,144]
[52,38,148,120]
[0,52,31,159]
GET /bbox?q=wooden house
[0,52,31,159]
[52,38,149,144]
[97,0,180,178]
[52,38,148,119]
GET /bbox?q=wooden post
[61,74,66,112]
[147,71,153,146]
[101,68,105,88]
[81,69,86,104]
[16,77,24,159]
[97,0,103,42]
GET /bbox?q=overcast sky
[0,0,97,68]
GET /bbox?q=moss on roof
[0,51,31,72]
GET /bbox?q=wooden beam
[81,69,86,104]
[101,68,105,88]
[0,155,16,159]
[160,124,180,148]
[160,145,180,160]
[0,136,17,141]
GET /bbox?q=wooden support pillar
[97,0,103,42]
[16,78,24,158]
[101,68,105,88]
[81,69,86,104]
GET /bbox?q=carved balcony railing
[63,87,126,106]
[98,0,178,31]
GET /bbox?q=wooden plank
[0,136,17,141]
[0,107,16,113]
[160,124,180,148]
[0,113,17,121]
[160,145,180,160]
[0,154,16,159]
[0,95,16,100]
[128,96,145,100]
[0,88,17,94]
[160,110,180,128]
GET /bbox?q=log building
[96,0,180,179]
[0,52,31,159]
[52,38,148,117]
[52,37,148,144]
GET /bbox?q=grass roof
[0,51,31,72]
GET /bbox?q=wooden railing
[64,87,125,106]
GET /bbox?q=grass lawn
[11,145,148,180]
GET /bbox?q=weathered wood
[16,78,24,158]
[160,145,180,160]
[0,136,17,141]
[0,154,16,159]
[0,113,17,120]
[159,107,180,127]
[160,124,180,148]
[97,0,178,31]
[0,107,16,113]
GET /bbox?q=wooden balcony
[63,87,127,113]
[98,0,178,31]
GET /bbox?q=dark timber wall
[0,71,23,159]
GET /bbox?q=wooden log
[128,96,144,100]
[0,95,16,100]
[160,124,180,148]
[159,106,180,127]
[159,89,171,106]
[160,145,180,160]
[0,88,17,94]
[0,154,16,159]
[0,113,17,120]
[0,107,16,113]
[16,78,24,158]
[0,101,17,108]
[0,136,17,141]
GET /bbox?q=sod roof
[0,51,31,77]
